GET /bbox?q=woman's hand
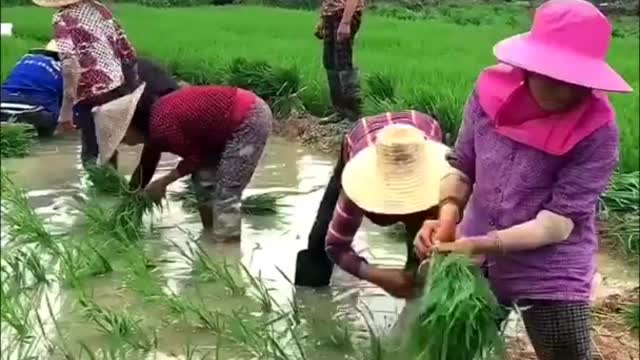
[367,268,417,299]
[337,21,351,42]
[144,178,168,204]
[314,19,324,40]
[56,105,76,133]
[414,204,458,260]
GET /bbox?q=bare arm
[340,0,359,27]
[60,57,80,118]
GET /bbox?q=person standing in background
[34,0,140,168]
[315,0,364,124]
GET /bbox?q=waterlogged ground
[1,136,638,359]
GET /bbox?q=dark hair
[27,49,60,62]
[130,57,180,135]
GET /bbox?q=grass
[0,123,36,158]
[1,5,638,172]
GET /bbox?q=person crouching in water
[92,84,273,242]
[294,111,454,298]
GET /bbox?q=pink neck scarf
[476,64,615,156]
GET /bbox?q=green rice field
[1,4,639,171]
[0,4,639,359]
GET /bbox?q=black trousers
[0,109,57,138]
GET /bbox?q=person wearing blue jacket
[1,41,63,137]
[1,41,181,165]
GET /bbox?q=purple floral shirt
[449,90,619,303]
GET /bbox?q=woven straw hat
[32,0,82,8]
[93,83,146,166]
[45,40,58,52]
[342,124,452,215]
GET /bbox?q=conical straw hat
[93,83,146,166]
[32,0,82,7]
[45,40,58,52]
[342,124,453,215]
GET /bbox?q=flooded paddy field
[1,136,637,359]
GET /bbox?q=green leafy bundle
[404,254,505,360]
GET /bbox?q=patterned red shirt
[321,0,365,16]
[53,0,137,101]
[146,86,252,177]
[325,111,443,278]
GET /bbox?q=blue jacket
[1,52,63,121]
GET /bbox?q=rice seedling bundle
[404,254,505,360]
[0,123,36,158]
[109,191,155,243]
[170,182,288,216]
[84,164,129,197]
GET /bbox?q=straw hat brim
[93,83,146,166]
[342,139,452,215]
[32,0,82,7]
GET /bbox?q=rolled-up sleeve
[544,123,619,222]
[446,90,478,183]
[325,192,369,278]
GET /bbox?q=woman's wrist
[439,199,460,224]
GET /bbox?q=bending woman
[295,111,452,298]
[92,85,272,242]
[415,1,632,359]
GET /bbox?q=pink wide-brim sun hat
[494,0,632,93]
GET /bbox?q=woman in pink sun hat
[415,0,632,359]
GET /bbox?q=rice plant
[0,169,55,250]
[624,303,639,332]
[78,296,157,352]
[600,171,639,214]
[56,241,113,287]
[404,254,505,360]
[599,171,640,260]
[366,72,396,103]
[0,123,36,158]
[240,264,278,313]
[1,279,35,341]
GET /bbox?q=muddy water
[2,136,638,359]
[1,136,406,359]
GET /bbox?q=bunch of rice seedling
[170,183,288,216]
[241,193,288,215]
[84,164,129,197]
[0,123,36,158]
[403,254,505,360]
[109,192,155,243]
